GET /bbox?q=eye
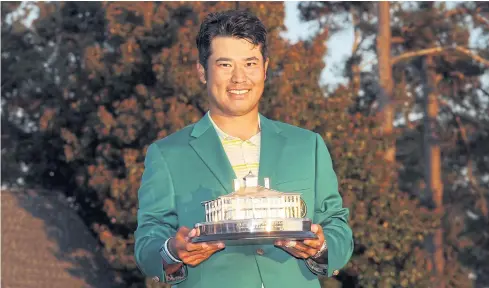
[219,63,232,68]
[246,62,258,67]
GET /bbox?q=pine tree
[297,1,489,287]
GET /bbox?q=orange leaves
[84,45,105,76]
[98,224,115,249]
[61,128,82,162]
[104,198,118,220]
[39,107,56,131]
[97,106,116,136]
[87,161,113,190]
[122,148,139,167]
[105,2,152,38]
[154,111,165,129]
[101,97,145,144]
[152,4,170,25]
[121,38,142,65]
[134,84,148,97]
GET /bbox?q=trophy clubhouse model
[191,172,317,245]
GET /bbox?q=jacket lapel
[189,113,236,193]
[189,113,287,192]
[257,114,287,187]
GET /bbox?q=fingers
[303,239,323,249]
[175,226,192,246]
[309,224,324,241]
[176,226,192,238]
[185,241,224,252]
[179,242,225,266]
[303,224,324,249]
[275,240,318,259]
[184,241,206,252]
[293,241,318,257]
[280,246,310,259]
[184,248,222,267]
[173,226,225,265]
[311,224,321,234]
[175,227,205,249]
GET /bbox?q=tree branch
[391,46,489,66]
[445,6,489,30]
[351,7,361,56]
[391,36,405,44]
[478,87,489,98]
[453,46,489,66]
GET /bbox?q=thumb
[177,226,191,238]
[311,224,319,234]
[188,228,197,238]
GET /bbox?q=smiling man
[134,10,353,288]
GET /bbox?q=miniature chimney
[243,171,258,187]
[233,179,241,192]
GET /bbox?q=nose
[231,66,246,83]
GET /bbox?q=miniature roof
[200,186,302,205]
[222,185,301,198]
[201,172,301,205]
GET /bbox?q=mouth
[227,89,251,95]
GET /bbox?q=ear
[196,62,206,84]
[264,58,269,81]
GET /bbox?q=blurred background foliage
[2,1,488,287]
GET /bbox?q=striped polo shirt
[208,113,261,185]
[209,113,264,288]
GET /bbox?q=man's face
[198,37,269,117]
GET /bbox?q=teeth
[228,90,250,95]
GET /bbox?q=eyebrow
[215,56,260,62]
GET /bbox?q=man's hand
[169,226,225,267]
[274,224,324,259]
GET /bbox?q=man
[135,10,353,288]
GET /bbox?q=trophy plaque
[191,172,317,245]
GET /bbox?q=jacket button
[256,248,265,255]
[333,270,339,276]
[152,276,160,282]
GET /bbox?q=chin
[224,106,258,117]
[225,110,252,117]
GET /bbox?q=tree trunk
[350,7,361,97]
[376,1,395,163]
[423,55,445,288]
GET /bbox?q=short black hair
[196,10,268,70]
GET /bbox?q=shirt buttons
[256,248,265,255]
[333,270,339,276]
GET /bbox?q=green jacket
[135,113,353,288]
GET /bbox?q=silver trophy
[191,172,317,245]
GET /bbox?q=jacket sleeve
[307,133,354,277]
[134,143,187,284]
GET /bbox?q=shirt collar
[208,111,261,145]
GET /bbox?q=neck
[209,109,260,140]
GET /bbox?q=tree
[391,3,489,286]
[298,1,489,287]
[3,2,341,286]
[376,2,395,165]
